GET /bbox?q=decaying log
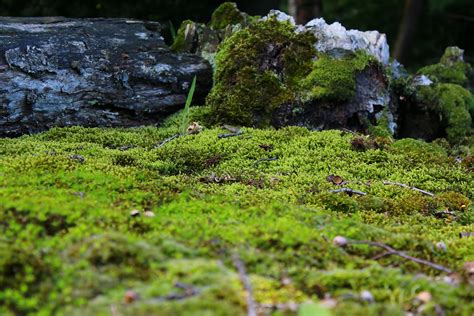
[0,17,213,136]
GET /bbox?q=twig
[253,157,278,167]
[157,282,201,302]
[155,133,180,148]
[459,232,474,238]
[110,304,119,316]
[232,253,257,316]
[434,210,457,219]
[340,128,357,135]
[329,188,367,196]
[347,240,452,273]
[218,131,243,139]
[382,181,435,197]
[371,251,393,260]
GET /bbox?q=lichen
[209,2,245,30]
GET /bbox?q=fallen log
[0,17,213,137]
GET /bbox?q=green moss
[206,17,316,126]
[206,16,379,127]
[301,52,374,102]
[418,83,474,143]
[209,2,245,30]
[171,20,194,52]
[0,126,473,315]
[418,47,473,87]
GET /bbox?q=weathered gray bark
[0,17,213,137]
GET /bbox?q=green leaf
[179,75,197,135]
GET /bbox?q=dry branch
[232,253,257,316]
[347,239,452,273]
[329,188,367,196]
[382,181,435,197]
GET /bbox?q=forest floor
[0,109,473,315]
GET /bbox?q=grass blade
[180,76,197,135]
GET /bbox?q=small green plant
[168,20,177,41]
[179,76,197,135]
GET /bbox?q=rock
[0,17,213,137]
[206,12,391,133]
[396,47,473,143]
[304,17,390,65]
[435,241,447,252]
[462,261,474,285]
[124,290,139,304]
[171,2,253,67]
[143,211,155,217]
[333,236,348,247]
[414,291,432,304]
[360,290,375,303]
[130,210,141,217]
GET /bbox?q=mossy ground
[1,111,473,315]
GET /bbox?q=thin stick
[329,188,367,196]
[459,232,474,238]
[218,131,243,139]
[156,133,180,148]
[348,240,452,273]
[382,181,435,197]
[232,253,257,316]
[253,157,278,167]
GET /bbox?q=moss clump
[418,47,473,87]
[205,16,378,127]
[301,52,374,101]
[209,2,245,30]
[206,17,316,126]
[418,83,474,143]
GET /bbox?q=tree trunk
[0,17,213,137]
[288,0,323,25]
[393,0,424,63]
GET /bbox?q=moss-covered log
[0,17,213,137]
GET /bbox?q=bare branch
[232,253,257,316]
[155,133,180,148]
[382,181,435,197]
[218,131,243,139]
[347,240,452,273]
[329,188,367,196]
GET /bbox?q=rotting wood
[0,17,212,136]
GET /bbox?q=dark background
[1,0,473,69]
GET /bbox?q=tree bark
[393,0,424,63]
[0,17,213,137]
[288,0,323,25]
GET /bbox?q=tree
[394,0,425,63]
[288,0,323,24]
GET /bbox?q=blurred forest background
[1,0,473,69]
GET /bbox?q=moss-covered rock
[206,17,316,127]
[418,47,473,88]
[301,52,375,102]
[205,16,386,131]
[417,83,474,143]
[171,2,253,66]
[395,47,474,143]
[209,2,246,30]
